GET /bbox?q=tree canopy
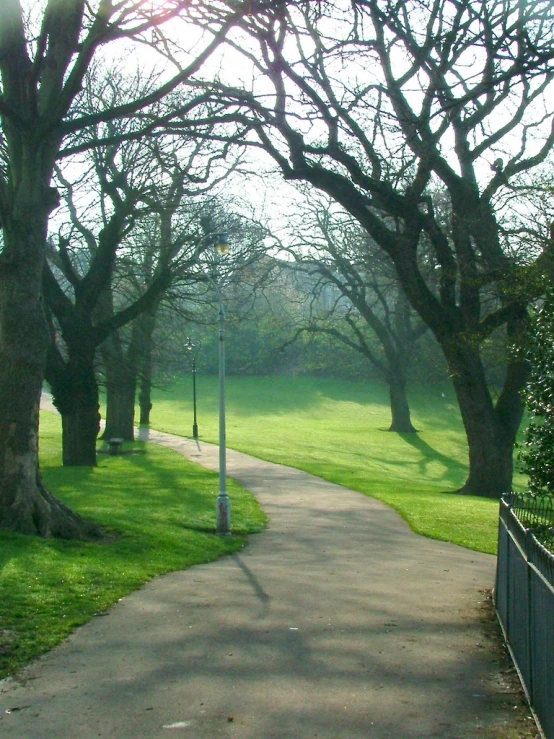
[188,0,554,496]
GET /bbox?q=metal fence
[496,492,554,739]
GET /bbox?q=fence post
[525,528,535,706]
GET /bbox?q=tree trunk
[0,216,100,536]
[388,376,417,432]
[47,341,101,467]
[139,367,153,427]
[138,309,157,426]
[100,315,153,439]
[62,401,101,467]
[461,419,516,498]
[0,340,93,536]
[103,366,137,441]
[444,337,525,498]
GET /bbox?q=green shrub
[519,293,554,494]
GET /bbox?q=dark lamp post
[185,338,199,440]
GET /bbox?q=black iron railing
[496,493,554,739]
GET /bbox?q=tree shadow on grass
[161,377,388,419]
[396,432,467,489]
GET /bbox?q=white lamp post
[214,234,231,535]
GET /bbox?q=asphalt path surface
[0,404,531,738]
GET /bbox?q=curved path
[1,419,527,737]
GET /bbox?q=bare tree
[0,0,250,537]
[198,0,554,497]
[277,194,430,431]
[46,107,241,464]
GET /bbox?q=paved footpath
[0,420,529,738]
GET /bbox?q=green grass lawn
[1,377,522,679]
[146,375,527,555]
[0,412,266,680]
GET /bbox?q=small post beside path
[107,437,124,455]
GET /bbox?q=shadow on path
[8,402,529,738]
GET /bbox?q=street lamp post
[213,234,231,535]
[185,338,199,439]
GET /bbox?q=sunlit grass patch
[145,375,526,555]
[0,412,266,679]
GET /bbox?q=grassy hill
[146,375,527,555]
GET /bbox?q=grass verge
[145,375,527,555]
[0,412,267,680]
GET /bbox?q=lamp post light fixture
[185,338,199,440]
[215,233,229,255]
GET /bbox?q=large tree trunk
[100,314,154,440]
[47,341,101,467]
[461,420,516,498]
[444,336,526,498]
[0,197,100,536]
[0,323,88,536]
[103,363,137,441]
[61,400,101,467]
[101,307,158,430]
[388,375,416,433]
